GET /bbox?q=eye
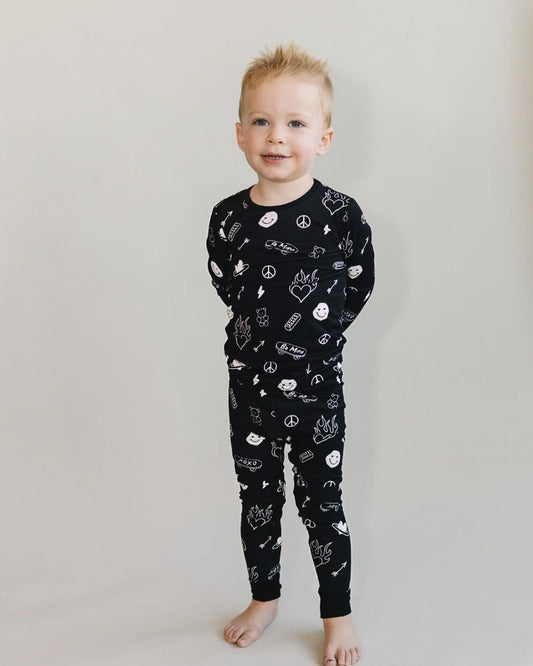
[252,118,268,126]
[289,120,304,128]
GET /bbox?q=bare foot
[323,614,361,665]
[223,598,279,647]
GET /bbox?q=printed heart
[289,283,314,303]
[323,198,346,215]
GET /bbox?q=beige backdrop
[1,1,532,665]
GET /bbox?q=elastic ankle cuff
[251,581,282,602]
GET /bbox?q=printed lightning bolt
[324,224,331,235]
[257,285,265,298]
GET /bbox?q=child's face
[236,76,333,188]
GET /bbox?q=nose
[267,126,285,144]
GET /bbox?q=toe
[324,654,336,665]
[237,630,251,647]
[350,647,358,663]
[338,648,347,665]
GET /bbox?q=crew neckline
[245,179,321,211]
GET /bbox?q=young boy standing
[206,44,375,666]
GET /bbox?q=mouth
[261,154,290,162]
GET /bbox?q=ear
[235,122,245,152]
[316,127,334,156]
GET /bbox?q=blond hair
[238,43,333,127]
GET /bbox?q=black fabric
[206,179,375,618]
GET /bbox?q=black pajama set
[206,179,375,618]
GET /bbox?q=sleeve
[206,200,234,307]
[338,199,375,332]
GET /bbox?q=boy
[206,44,374,666]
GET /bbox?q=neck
[250,175,314,206]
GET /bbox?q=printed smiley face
[210,261,223,278]
[246,432,265,446]
[258,211,278,228]
[325,450,341,468]
[312,302,329,321]
[278,379,297,391]
[348,265,363,279]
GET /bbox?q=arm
[339,199,375,331]
[206,201,233,307]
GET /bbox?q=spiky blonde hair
[238,43,333,127]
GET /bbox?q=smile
[261,154,290,162]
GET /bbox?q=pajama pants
[227,360,352,618]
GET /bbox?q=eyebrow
[247,110,314,119]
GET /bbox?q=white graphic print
[339,231,353,258]
[299,450,314,463]
[246,432,265,446]
[289,269,319,303]
[229,387,237,409]
[275,341,307,360]
[246,504,274,529]
[273,536,283,549]
[323,224,331,235]
[327,393,339,409]
[253,340,265,352]
[284,312,301,331]
[342,309,356,325]
[210,261,223,278]
[278,379,297,391]
[234,316,251,350]
[314,415,339,444]
[325,450,341,468]
[320,501,341,512]
[257,285,265,298]
[262,264,276,279]
[332,562,348,577]
[310,539,333,567]
[322,188,350,215]
[234,455,263,472]
[361,236,370,254]
[303,518,316,528]
[333,261,345,270]
[284,414,299,428]
[258,211,278,228]
[312,302,329,321]
[271,440,283,460]
[248,565,259,582]
[309,246,325,258]
[277,479,285,495]
[332,521,350,536]
[249,407,261,424]
[310,374,324,385]
[265,239,298,255]
[237,236,249,250]
[253,374,259,385]
[327,279,338,293]
[348,265,363,279]
[296,214,311,229]
[259,536,272,549]
[267,563,281,580]
[361,213,367,224]
[292,464,308,487]
[227,305,234,319]
[228,222,241,242]
[318,333,331,345]
[264,361,277,373]
[256,307,269,327]
[233,259,249,276]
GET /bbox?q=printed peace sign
[263,361,278,374]
[296,215,311,229]
[262,265,276,279]
[284,415,299,428]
